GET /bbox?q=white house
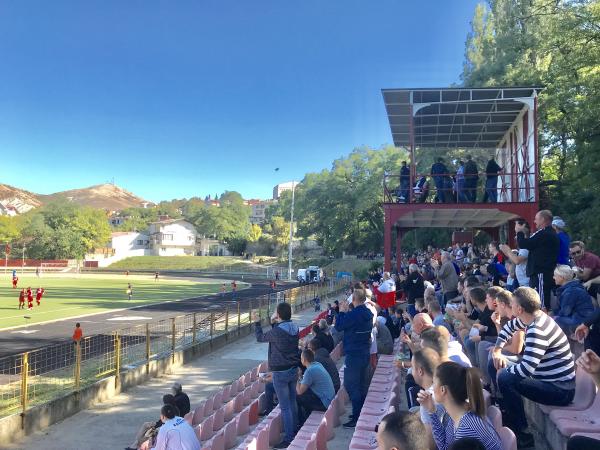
[147,219,197,256]
[111,232,150,255]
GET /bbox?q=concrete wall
[0,322,258,447]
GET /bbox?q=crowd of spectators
[125,209,600,449]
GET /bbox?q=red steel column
[395,229,403,274]
[384,208,392,272]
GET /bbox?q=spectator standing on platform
[552,217,570,265]
[334,286,373,428]
[483,157,502,203]
[296,349,334,425]
[570,240,600,299]
[456,160,466,203]
[515,210,559,311]
[491,287,575,448]
[253,302,301,448]
[464,155,479,202]
[171,382,190,417]
[399,160,410,202]
[553,265,594,334]
[150,404,200,450]
[431,158,450,203]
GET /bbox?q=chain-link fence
[0,280,347,419]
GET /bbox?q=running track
[0,273,298,358]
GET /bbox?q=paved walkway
[1,307,324,450]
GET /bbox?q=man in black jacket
[253,302,301,448]
[171,382,190,417]
[308,338,340,392]
[516,210,559,310]
[464,155,479,202]
[399,263,425,317]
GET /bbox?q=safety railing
[383,171,537,205]
[0,279,347,419]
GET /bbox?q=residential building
[147,218,197,256]
[245,199,272,225]
[272,181,299,200]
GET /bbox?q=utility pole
[288,182,295,281]
[21,246,25,275]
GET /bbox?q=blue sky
[0,0,480,202]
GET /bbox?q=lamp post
[288,182,295,281]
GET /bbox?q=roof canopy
[394,207,520,228]
[382,87,542,149]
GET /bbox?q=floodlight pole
[288,183,295,281]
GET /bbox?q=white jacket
[378,278,396,293]
[152,417,200,450]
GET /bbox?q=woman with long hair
[417,361,501,450]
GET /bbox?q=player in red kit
[12,276,18,289]
[36,287,45,306]
[18,289,25,309]
[27,287,33,310]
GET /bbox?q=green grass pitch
[0,273,229,329]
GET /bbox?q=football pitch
[0,273,229,330]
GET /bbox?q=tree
[248,224,262,242]
[461,0,600,250]
[0,216,22,243]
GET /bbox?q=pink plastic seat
[356,411,383,432]
[247,427,268,450]
[233,392,245,412]
[487,405,502,431]
[288,433,316,450]
[184,411,193,425]
[268,410,282,445]
[203,396,215,418]
[236,407,250,436]
[540,368,596,414]
[223,420,238,449]
[250,380,261,398]
[221,385,231,402]
[199,415,215,440]
[296,419,328,450]
[349,431,378,450]
[251,366,259,382]
[482,389,492,409]
[258,361,268,372]
[550,393,600,435]
[248,398,260,425]
[242,387,253,406]
[213,391,223,409]
[193,403,205,425]
[498,426,517,450]
[229,379,240,397]
[213,405,225,431]
[203,429,225,450]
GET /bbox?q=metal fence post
[237,302,241,330]
[74,341,81,391]
[145,323,150,374]
[21,352,29,415]
[192,313,197,344]
[115,332,121,380]
[171,318,176,363]
[210,313,215,342]
[225,307,229,333]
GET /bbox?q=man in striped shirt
[491,287,575,448]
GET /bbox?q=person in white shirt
[151,404,200,450]
[378,272,396,293]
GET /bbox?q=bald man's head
[412,313,433,335]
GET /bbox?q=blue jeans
[344,353,370,418]
[272,366,299,442]
[485,177,498,203]
[407,304,417,318]
[497,369,575,431]
[487,351,520,393]
[554,315,583,335]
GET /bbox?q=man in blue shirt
[296,349,334,425]
[334,285,373,428]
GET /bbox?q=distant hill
[0,183,152,213]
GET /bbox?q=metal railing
[383,171,537,204]
[0,280,347,419]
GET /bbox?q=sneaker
[343,419,357,428]
[273,441,291,449]
[516,431,535,449]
